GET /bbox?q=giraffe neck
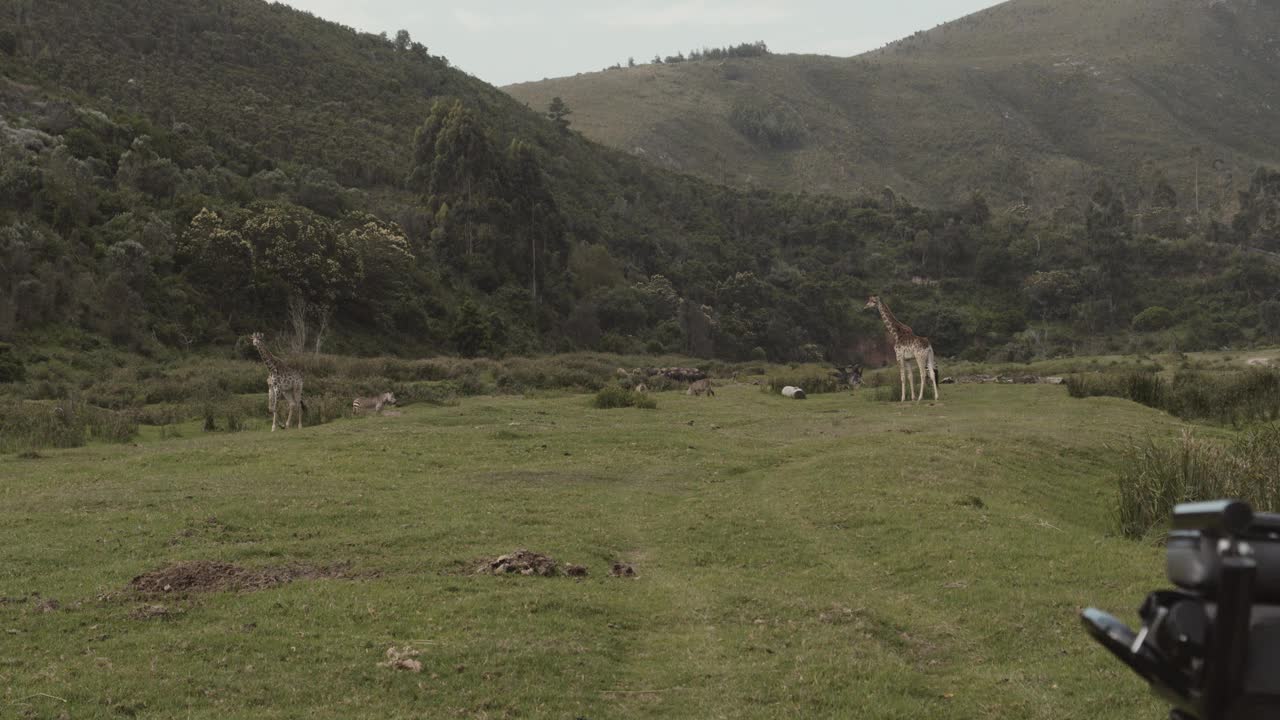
[255,343,284,376]
[876,300,907,344]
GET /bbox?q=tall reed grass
[1116,425,1280,539]
[1069,369,1280,427]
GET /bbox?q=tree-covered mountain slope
[505,0,1280,213]
[1,0,1279,367]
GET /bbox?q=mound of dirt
[609,562,637,578]
[478,550,560,577]
[565,564,589,577]
[380,646,422,672]
[128,560,352,596]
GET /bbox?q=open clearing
[1,384,1181,718]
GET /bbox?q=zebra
[686,379,714,397]
[353,391,397,415]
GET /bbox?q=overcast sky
[280,0,1005,86]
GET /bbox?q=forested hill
[1,0,1279,367]
[506,0,1280,212]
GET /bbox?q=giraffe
[864,295,939,403]
[250,332,304,431]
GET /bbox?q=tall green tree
[547,97,572,131]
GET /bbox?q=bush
[728,98,805,148]
[764,365,846,395]
[591,386,656,410]
[1132,306,1175,332]
[1117,426,1280,539]
[0,398,137,453]
[0,343,24,383]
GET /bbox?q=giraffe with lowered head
[864,295,939,403]
[250,332,305,431]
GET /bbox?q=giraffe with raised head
[250,332,304,431]
[864,295,938,403]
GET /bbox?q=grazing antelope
[353,391,397,415]
[686,379,714,397]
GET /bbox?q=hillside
[504,0,1280,211]
[2,0,1279,369]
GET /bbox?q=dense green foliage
[3,0,1280,369]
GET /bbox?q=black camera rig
[1081,499,1280,720]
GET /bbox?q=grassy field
[0,383,1188,718]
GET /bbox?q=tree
[1131,306,1175,332]
[178,208,254,317]
[505,139,565,308]
[408,100,500,261]
[394,29,411,52]
[1023,270,1082,322]
[452,299,490,357]
[547,97,572,131]
[240,203,361,312]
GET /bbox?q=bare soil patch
[128,560,356,596]
[609,562,638,578]
[380,646,423,672]
[128,604,175,620]
[477,550,561,577]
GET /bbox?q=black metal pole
[1201,549,1256,720]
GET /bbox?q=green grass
[0,384,1185,718]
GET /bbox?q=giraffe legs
[914,355,929,402]
[905,358,916,402]
[898,359,908,402]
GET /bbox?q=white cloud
[589,1,789,28]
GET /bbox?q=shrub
[0,343,24,383]
[764,365,846,395]
[1131,306,1175,332]
[591,386,656,410]
[728,98,805,148]
[1117,425,1280,539]
[0,398,137,452]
